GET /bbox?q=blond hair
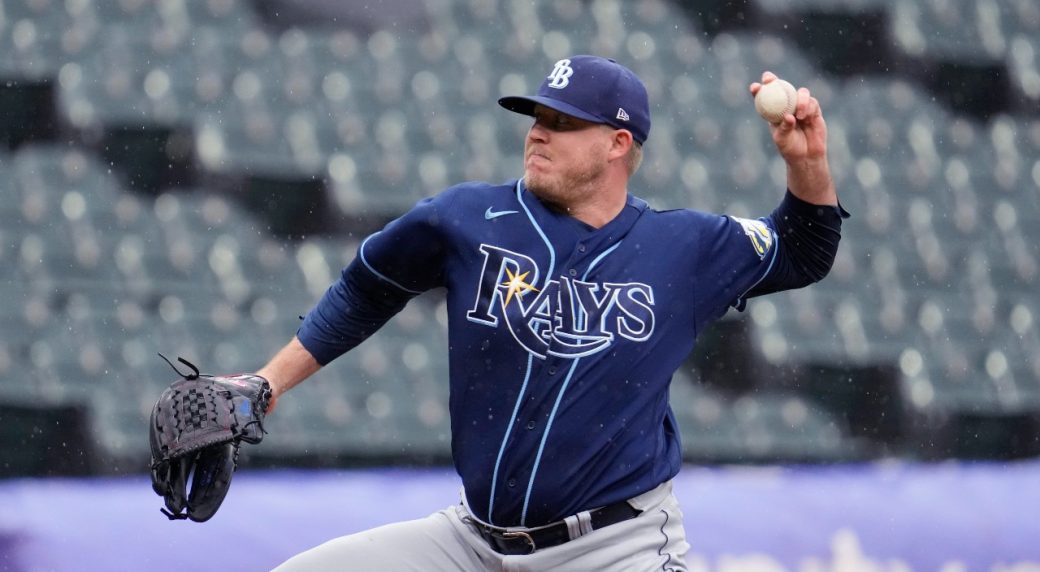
[625,142,644,176]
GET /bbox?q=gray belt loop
[564,510,594,540]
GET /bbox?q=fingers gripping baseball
[750,72,828,165]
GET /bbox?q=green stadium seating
[2,0,1039,468]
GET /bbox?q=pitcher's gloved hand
[149,356,271,522]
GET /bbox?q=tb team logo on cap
[547,59,574,89]
[497,54,652,144]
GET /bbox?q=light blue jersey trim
[521,358,581,526]
[574,241,622,331]
[516,180,556,288]
[734,224,780,308]
[488,180,561,525]
[488,353,535,525]
[583,241,622,281]
[358,234,423,295]
[518,242,622,522]
[491,180,569,525]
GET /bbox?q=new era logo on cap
[497,55,651,144]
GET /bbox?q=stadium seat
[888,0,1007,64]
[1005,299,1040,402]
[263,322,452,459]
[329,147,425,218]
[195,106,301,177]
[0,0,97,81]
[670,369,855,462]
[182,0,261,32]
[749,288,854,366]
[924,339,1024,415]
[669,371,747,461]
[733,392,851,462]
[1008,33,1040,104]
[756,0,892,11]
[4,0,1040,468]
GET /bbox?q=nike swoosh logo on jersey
[485,207,519,220]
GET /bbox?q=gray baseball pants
[272,480,689,571]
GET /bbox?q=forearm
[256,336,322,409]
[787,156,837,207]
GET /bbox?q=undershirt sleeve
[744,190,851,301]
[295,259,416,366]
[295,195,450,365]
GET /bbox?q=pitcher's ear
[610,128,635,159]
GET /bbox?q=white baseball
[754,78,798,124]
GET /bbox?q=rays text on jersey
[466,244,655,359]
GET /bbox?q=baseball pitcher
[150,55,848,571]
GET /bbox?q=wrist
[255,368,283,398]
[786,157,836,206]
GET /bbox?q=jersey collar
[516,178,648,233]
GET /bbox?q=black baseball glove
[149,356,272,522]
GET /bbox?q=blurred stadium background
[1,0,1039,570]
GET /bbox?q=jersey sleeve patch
[729,216,774,260]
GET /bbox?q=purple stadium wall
[0,461,1038,571]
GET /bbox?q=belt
[470,500,642,555]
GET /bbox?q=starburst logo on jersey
[731,216,774,260]
[500,267,539,306]
[466,244,655,359]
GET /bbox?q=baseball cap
[498,55,651,144]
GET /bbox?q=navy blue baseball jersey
[297,179,846,527]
